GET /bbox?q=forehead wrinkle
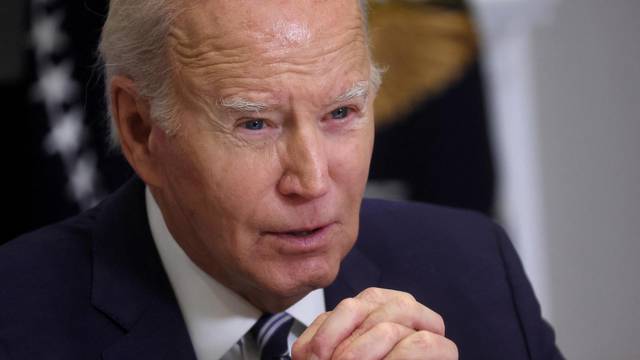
[267,27,367,67]
[167,7,371,115]
[179,41,369,103]
[200,52,370,111]
[249,37,368,84]
[169,29,257,71]
[168,0,368,67]
[173,19,367,76]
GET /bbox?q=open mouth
[285,228,322,237]
[263,223,335,254]
[263,223,332,238]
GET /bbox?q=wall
[531,1,640,358]
[473,0,640,358]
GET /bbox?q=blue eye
[243,119,265,130]
[330,107,350,120]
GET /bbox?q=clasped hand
[292,287,458,360]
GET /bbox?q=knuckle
[308,337,328,359]
[434,313,446,335]
[337,297,359,312]
[360,287,384,300]
[445,338,460,359]
[375,322,400,342]
[410,330,437,350]
[393,292,416,308]
[308,341,325,359]
[315,311,331,324]
[400,291,416,303]
[451,345,460,359]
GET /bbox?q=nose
[277,123,330,200]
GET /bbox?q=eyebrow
[218,97,269,113]
[217,81,370,113]
[334,81,370,103]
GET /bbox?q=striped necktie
[251,312,295,360]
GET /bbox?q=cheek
[184,140,281,222]
[330,123,374,190]
[162,139,282,261]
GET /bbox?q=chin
[253,254,341,311]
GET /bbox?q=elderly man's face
[148,0,374,311]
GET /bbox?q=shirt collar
[145,187,325,359]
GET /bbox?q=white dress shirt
[146,188,326,359]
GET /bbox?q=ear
[110,75,163,187]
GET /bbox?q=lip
[262,222,336,255]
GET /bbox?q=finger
[356,294,445,337]
[302,297,376,359]
[355,287,412,306]
[383,331,459,360]
[331,322,414,360]
[292,311,331,359]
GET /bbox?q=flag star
[37,61,78,107]
[31,12,67,57]
[44,107,85,157]
[69,153,98,202]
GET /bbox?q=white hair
[99,0,183,151]
[98,0,376,151]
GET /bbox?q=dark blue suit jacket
[0,176,563,359]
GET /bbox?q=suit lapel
[91,176,197,360]
[89,175,381,356]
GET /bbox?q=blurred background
[1,0,639,358]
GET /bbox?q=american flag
[2,0,131,245]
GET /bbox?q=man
[0,0,563,359]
